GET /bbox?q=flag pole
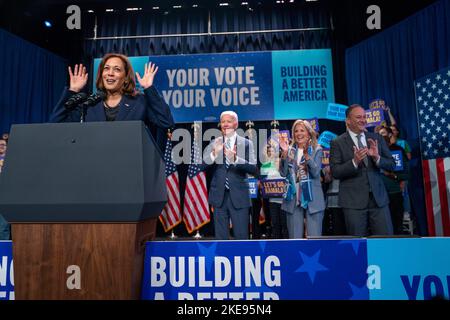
[193,230,202,239]
[169,229,178,240]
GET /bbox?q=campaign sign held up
[391,150,404,171]
[365,108,385,127]
[261,178,286,198]
[247,178,258,199]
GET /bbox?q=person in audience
[390,124,412,160]
[260,142,288,239]
[379,126,410,235]
[279,120,325,239]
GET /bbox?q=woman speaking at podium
[49,53,174,130]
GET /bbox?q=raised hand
[212,138,224,157]
[136,62,158,89]
[68,64,88,93]
[367,138,379,159]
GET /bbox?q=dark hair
[345,104,363,119]
[95,53,137,96]
[390,124,401,136]
[383,126,393,135]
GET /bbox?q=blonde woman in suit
[280,120,325,239]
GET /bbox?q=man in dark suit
[202,111,257,240]
[330,104,395,236]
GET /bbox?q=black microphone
[64,92,87,109]
[82,90,106,107]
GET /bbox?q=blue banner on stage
[141,239,368,300]
[367,238,450,300]
[0,241,14,300]
[2,238,450,300]
[93,50,335,122]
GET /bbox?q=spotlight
[44,20,52,28]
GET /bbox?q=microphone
[64,92,87,109]
[82,90,106,107]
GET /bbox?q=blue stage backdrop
[2,238,450,300]
[0,241,14,300]
[140,238,450,300]
[93,49,335,123]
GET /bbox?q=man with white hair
[202,111,257,240]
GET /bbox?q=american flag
[415,66,450,236]
[159,137,182,232]
[183,138,210,234]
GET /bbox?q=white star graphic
[439,103,444,109]
[443,80,448,86]
[426,79,431,84]
[436,127,441,132]
[436,75,441,80]
[430,120,435,126]
[422,137,427,142]
[427,142,432,148]
[426,128,431,134]
[427,93,432,98]
[435,112,440,118]
[441,118,446,124]
[432,135,437,141]
[444,94,449,100]
[418,96,423,102]
[433,98,438,104]
[438,141,443,147]
[420,123,425,129]
[431,84,437,90]
[447,71,450,77]
[416,83,421,88]
[437,89,443,95]
[434,149,438,155]
[445,147,449,153]
[419,109,424,115]
[428,106,433,112]
[424,101,428,107]
[422,88,427,93]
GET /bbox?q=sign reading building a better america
[93,50,335,122]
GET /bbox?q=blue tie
[225,138,231,190]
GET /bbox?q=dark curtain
[345,0,450,235]
[83,6,331,59]
[0,28,67,135]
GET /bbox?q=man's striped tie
[225,137,231,190]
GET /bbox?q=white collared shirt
[348,129,367,149]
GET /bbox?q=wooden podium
[0,122,167,300]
